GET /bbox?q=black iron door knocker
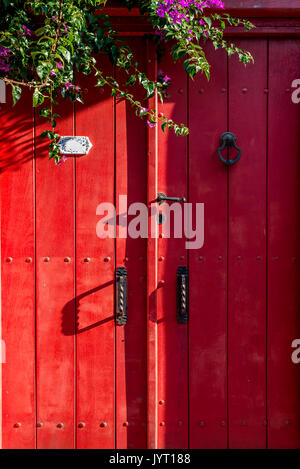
[217,132,242,166]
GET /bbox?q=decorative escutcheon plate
[58,136,93,155]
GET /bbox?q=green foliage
[0,0,254,164]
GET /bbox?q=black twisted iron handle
[217,132,242,166]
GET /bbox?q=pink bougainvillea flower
[147,120,156,128]
[65,82,73,90]
[56,61,63,69]
[50,70,57,77]
[22,25,32,36]
[75,85,81,91]
[139,107,149,116]
[163,75,171,83]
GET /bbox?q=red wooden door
[1,28,300,450]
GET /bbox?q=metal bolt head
[44,257,50,262]
[104,256,111,262]
[158,256,164,262]
[36,421,43,428]
[14,422,21,428]
[100,421,107,428]
[159,400,165,406]
[242,88,248,93]
[25,257,32,263]
[123,421,129,427]
[78,422,86,428]
[57,422,64,429]
[64,257,71,263]
[158,280,165,287]
[220,419,226,427]
[159,421,165,427]
[83,257,91,263]
[6,257,13,263]
[199,420,206,427]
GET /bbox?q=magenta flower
[139,107,149,116]
[147,120,156,128]
[163,75,171,83]
[75,85,81,91]
[65,82,73,90]
[22,25,32,36]
[56,61,63,70]
[50,70,57,77]
[0,47,11,72]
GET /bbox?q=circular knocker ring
[217,132,242,166]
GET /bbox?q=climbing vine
[0,0,253,164]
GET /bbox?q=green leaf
[33,88,44,107]
[57,46,71,63]
[11,85,22,106]
[36,61,52,80]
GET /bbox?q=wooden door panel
[115,38,147,449]
[189,44,228,449]
[228,39,268,449]
[156,45,188,449]
[35,99,75,449]
[75,57,115,449]
[0,92,35,449]
[268,39,300,449]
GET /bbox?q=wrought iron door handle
[217,132,242,166]
[157,192,186,205]
[116,267,127,325]
[177,266,189,323]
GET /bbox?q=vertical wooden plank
[115,38,147,449]
[156,46,188,449]
[189,44,228,449]
[228,39,267,449]
[146,39,158,450]
[35,101,75,448]
[268,39,300,449]
[0,91,35,448]
[76,57,115,449]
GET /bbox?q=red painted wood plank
[35,101,75,448]
[115,38,147,449]
[268,39,300,449]
[156,45,188,449]
[146,39,158,450]
[189,44,228,449]
[76,57,115,449]
[0,91,35,449]
[228,39,267,449]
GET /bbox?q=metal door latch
[157,192,186,205]
[177,266,189,323]
[217,132,242,166]
[116,267,128,326]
